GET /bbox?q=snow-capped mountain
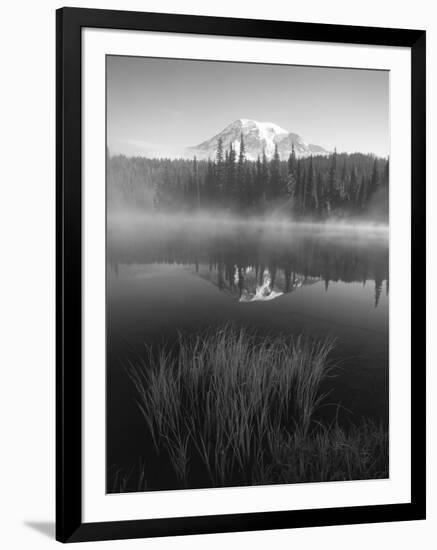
[187,119,328,161]
[191,264,320,304]
[238,268,284,303]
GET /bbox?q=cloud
[108,138,187,159]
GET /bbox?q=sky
[107,55,389,158]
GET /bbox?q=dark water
[106,216,389,488]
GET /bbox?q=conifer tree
[286,143,297,197]
[204,158,215,206]
[300,165,308,215]
[269,144,282,200]
[216,137,224,163]
[238,133,246,166]
[261,148,269,201]
[340,161,347,198]
[368,157,379,198]
[327,147,338,212]
[316,172,324,215]
[108,147,389,219]
[254,155,263,203]
[237,133,247,207]
[295,158,302,214]
[308,156,318,212]
[226,143,236,204]
[350,166,358,194]
[382,158,389,187]
[356,174,367,209]
[193,155,200,208]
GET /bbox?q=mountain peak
[228,119,288,135]
[189,119,328,161]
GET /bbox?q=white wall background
[0,0,434,548]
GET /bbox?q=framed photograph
[56,7,426,543]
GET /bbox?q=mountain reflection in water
[106,217,389,483]
[107,216,389,307]
[196,264,312,304]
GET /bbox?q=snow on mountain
[239,268,284,303]
[187,119,329,161]
[192,263,320,304]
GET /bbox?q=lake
[106,215,389,490]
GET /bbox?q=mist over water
[108,211,388,300]
[108,210,389,272]
[108,209,389,234]
[106,203,389,492]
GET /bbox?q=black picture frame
[56,7,426,543]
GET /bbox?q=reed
[125,325,387,489]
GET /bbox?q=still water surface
[106,218,389,480]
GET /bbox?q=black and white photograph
[106,56,390,493]
[0,1,430,547]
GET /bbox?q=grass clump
[125,325,387,490]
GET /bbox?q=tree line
[107,135,389,219]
